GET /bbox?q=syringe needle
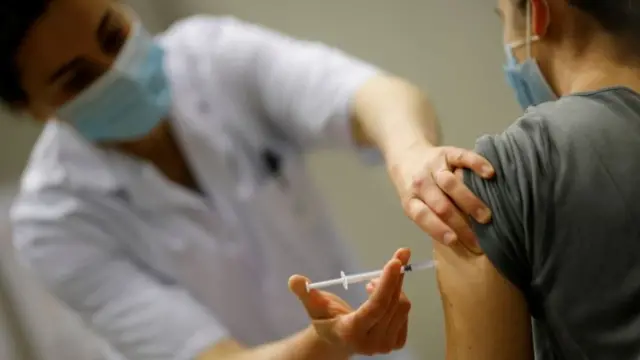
[306,260,435,292]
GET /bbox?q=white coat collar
[19,119,209,213]
[20,120,120,194]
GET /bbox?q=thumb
[289,275,330,319]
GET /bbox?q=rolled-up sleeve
[11,191,228,360]
[462,112,556,305]
[210,17,381,155]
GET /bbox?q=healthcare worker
[5,0,494,359]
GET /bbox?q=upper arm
[433,241,533,360]
[434,113,556,359]
[11,192,230,360]
[207,17,380,149]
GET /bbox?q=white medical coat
[11,16,413,360]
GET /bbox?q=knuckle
[402,201,416,219]
[414,205,431,223]
[400,300,412,314]
[405,200,429,222]
[431,200,452,217]
[452,149,465,162]
[410,175,424,191]
[436,171,458,192]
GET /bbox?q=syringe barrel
[306,260,435,292]
[307,278,344,290]
[345,269,384,285]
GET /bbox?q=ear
[530,0,550,36]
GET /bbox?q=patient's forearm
[198,326,350,360]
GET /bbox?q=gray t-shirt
[464,87,640,359]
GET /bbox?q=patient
[432,0,640,359]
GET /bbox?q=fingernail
[444,232,456,244]
[476,208,492,223]
[482,165,493,176]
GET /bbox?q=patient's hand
[289,248,412,356]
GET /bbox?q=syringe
[306,260,436,292]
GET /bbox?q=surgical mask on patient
[503,38,556,110]
[502,3,556,110]
[56,19,171,142]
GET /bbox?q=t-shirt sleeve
[463,111,556,301]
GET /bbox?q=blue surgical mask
[502,3,556,110]
[56,20,171,142]
[503,39,556,110]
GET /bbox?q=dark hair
[516,0,640,38]
[0,0,52,106]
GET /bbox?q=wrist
[382,135,435,164]
[303,325,352,360]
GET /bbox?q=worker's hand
[289,248,412,356]
[386,141,494,251]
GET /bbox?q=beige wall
[0,1,522,358]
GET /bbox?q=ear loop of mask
[509,1,539,54]
[526,0,532,57]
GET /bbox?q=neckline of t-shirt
[568,85,640,101]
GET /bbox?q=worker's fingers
[369,249,408,296]
[434,169,491,224]
[367,292,401,353]
[288,275,331,320]
[368,249,409,348]
[393,248,411,266]
[418,182,479,246]
[363,250,409,352]
[395,319,409,349]
[366,279,379,295]
[404,197,456,245]
[390,248,410,310]
[443,147,494,179]
[353,259,403,331]
[386,292,411,350]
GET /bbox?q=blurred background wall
[0,0,521,358]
